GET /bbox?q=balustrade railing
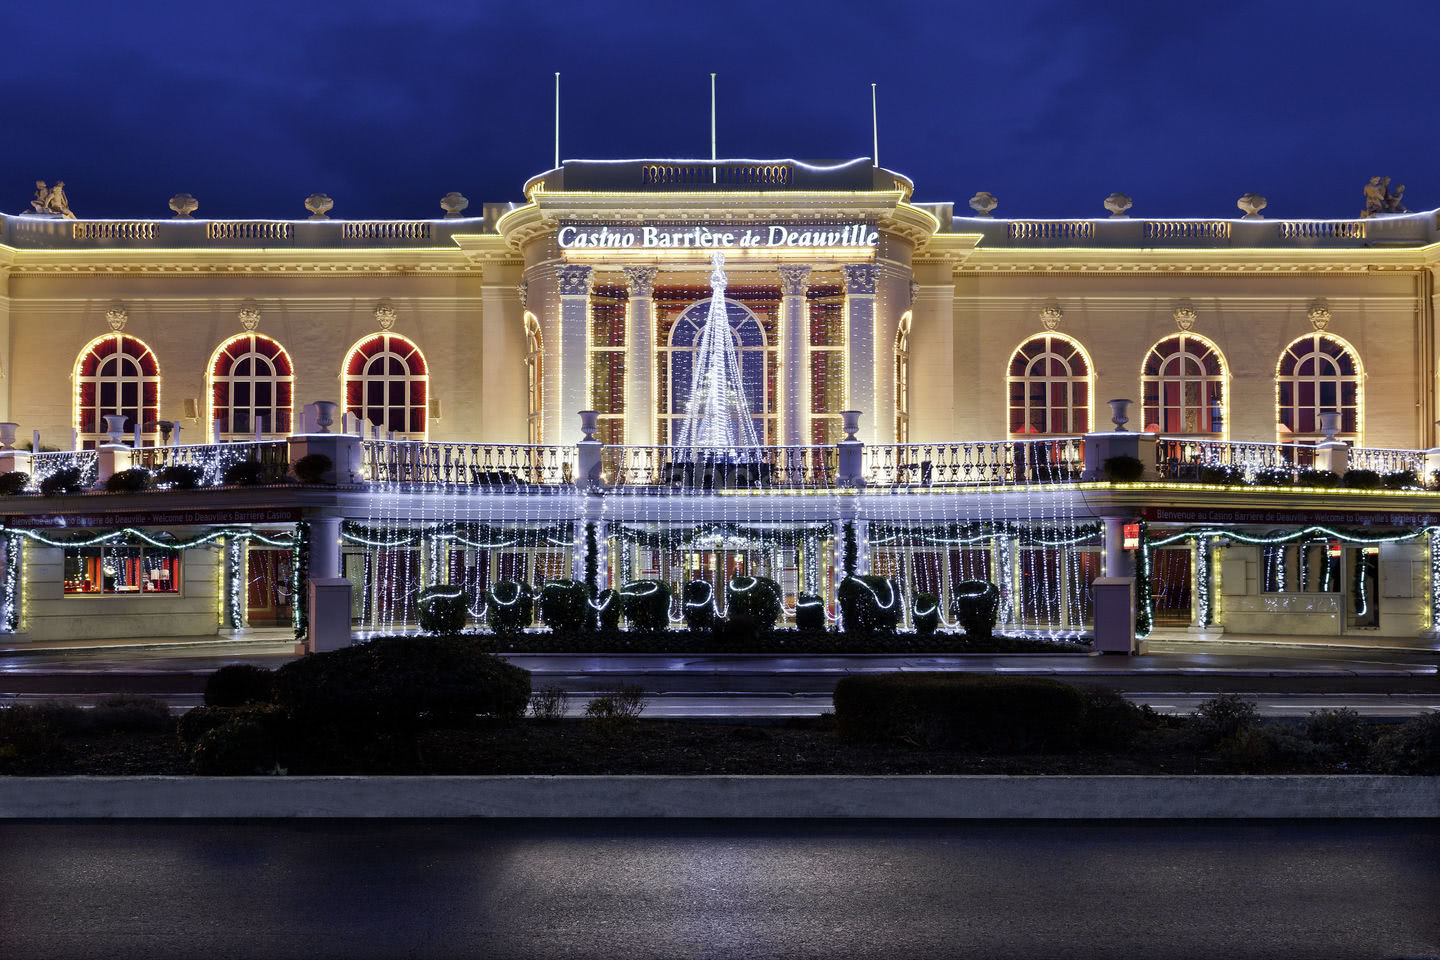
[1277,220,1367,240]
[1144,220,1232,242]
[1007,221,1095,242]
[1347,446,1424,476]
[71,221,156,242]
[363,441,574,486]
[205,221,294,242]
[863,438,1085,487]
[136,441,290,485]
[602,445,837,489]
[1154,437,1316,479]
[27,451,99,491]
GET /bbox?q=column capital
[778,264,812,297]
[843,264,878,295]
[622,265,659,298]
[556,264,594,296]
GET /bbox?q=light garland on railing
[5,526,295,551]
[2,532,20,633]
[226,536,244,630]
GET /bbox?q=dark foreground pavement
[0,819,1436,959]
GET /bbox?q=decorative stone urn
[840,410,862,442]
[168,193,199,219]
[305,193,334,220]
[0,423,18,449]
[1104,193,1133,218]
[968,192,998,217]
[440,192,469,218]
[578,410,600,443]
[1319,411,1341,442]
[1237,193,1267,219]
[103,414,129,445]
[1107,399,1132,431]
[314,401,339,434]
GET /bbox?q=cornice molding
[0,244,485,277]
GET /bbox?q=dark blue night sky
[3,0,1435,220]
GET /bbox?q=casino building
[1,157,1439,649]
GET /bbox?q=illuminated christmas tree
[674,251,762,460]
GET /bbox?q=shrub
[0,704,65,764]
[204,664,276,707]
[683,580,717,631]
[594,588,622,631]
[838,575,902,634]
[273,635,531,731]
[1080,688,1154,749]
[1253,468,1294,487]
[177,703,290,751]
[416,585,468,634]
[104,467,153,493]
[1199,464,1244,486]
[88,694,171,733]
[833,672,1088,752]
[1190,693,1260,747]
[487,580,534,635]
[537,579,589,632]
[912,592,940,636]
[951,580,1001,641]
[529,687,570,722]
[39,466,86,496]
[1297,468,1340,488]
[222,461,268,486]
[157,464,205,490]
[1102,455,1145,483]
[192,719,278,775]
[584,684,647,722]
[0,472,30,496]
[725,575,782,634]
[1368,712,1440,774]
[293,453,332,484]
[1341,469,1381,490]
[795,592,826,632]
[1382,470,1419,490]
[620,580,671,632]
[1304,707,1368,762]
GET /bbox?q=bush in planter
[177,703,289,751]
[1199,464,1244,486]
[950,580,1001,641]
[86,694,172,733]
[1297,468,1340,488]
[912,592,941,636]
[487,580,534,635]
[594,588,622,631]
[293,453,332,484]
[192,719,280,775]
[0,472,29,496]
[838,575,902,634]
[104,467,153,493]
[1368,711,1440,774]
[157,464,205,490]
[682,579,717,631]
[1253,467,1294,487]
[1102,455,1145,483]
[204,664,276,707]
[537,579,589,632]
[795,592,826,632]
[620,580,671,632]
[38,466,86,496]
[725,575,782,634]
[1341,468,1381,489]
[1382,469,1419,490]
[416,585,468,634]
[222,461,269,486]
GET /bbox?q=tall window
[895,311,911,443]
[588,286,626,444]
[524,312,543,446]
[208,333,293,439]
[1007,333,1091,435]
[1141,333,1227,436]
[657,294,777,445]
[342,333,428,439]
[1276,333,1362,442]
[808,288,845,443]
[74,333,160,449]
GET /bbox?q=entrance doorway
[246,548,294,626]
[1151,546,1193,626]
[1346,546,1380,630]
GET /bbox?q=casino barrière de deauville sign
[557,222,879,250]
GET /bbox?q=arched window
[524,312,543,446]
[342,333,428,440]
[1276,333,1362,442]
[658,297,775,445]
[1141,333,1227,436]
[207,333,294,439]
[895,311,911,443]
[74,333,160,449]
[1007,333,1091,435]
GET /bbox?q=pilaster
[557,265,594,446]
[622,266,659,447]
[843,265,878,442]
[779,265,811,445]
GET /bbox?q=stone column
[622,266,659,447]
[778,265,811,446]
[1102,516,1134,578]
[304,512,350,654]
[843,265,879,442]
[556,265,593,442]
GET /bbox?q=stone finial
[968,191,998,217]
[374,299,397,330]
[238,299,261,331]
[169,193,198,219]
[1237,193,1267,219]
[1308,300,1332,331]
[440,192,469,218]
[1039,304,1063,330]
[104,302,128,332]
[1104,193,1133,218]
[1172,302,1197,331]
[305,193,334,220]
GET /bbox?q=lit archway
[1006,332,1093,436]
[206,333,294,439]
[1275,332,1363,442]
[1140,332,1229,437]
[73,333,160,448]
[341,332,429,440]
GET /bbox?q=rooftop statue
[29,181,76,219]
[1361,176,1406,218]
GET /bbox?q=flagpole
[553,73,561,170]
[710,73,717,184]
[871,83,878,168]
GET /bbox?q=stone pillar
[96,444,134,489]
[1103,516,1135,578]
[843,265,879,443]
[304,513,349,654]
[622,266,658,447]
[1425,528,1440,640]
[557,265,593,446]
[778,265,812,445]
[288,431,364,485]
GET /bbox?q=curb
[1,775,1436,819]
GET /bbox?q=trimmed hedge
[838,575,902,634]
[725,575,782,633]
[795,592,826,632]
[39,466,86,496]
[620,580,671,632]
[104,468,153,493]
[912,592,940,636]
[487,580,534,635]
[537,579,589,632]
[157,464,204,490]
[0,471,29,496]
[833,672,1089,752]
[482,627,1088,655]
[1297,468,1340,488]
[222,461,268,486]
[950,580,1000,641]
[293,453,332,484]
[594,588,622,631]
[1341,468,1381,490]
[1102,455,1145,482]
[682,580,716,631]
[1199,464,1244,485]
[416,585,468,634]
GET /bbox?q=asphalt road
[0,820,1436,959]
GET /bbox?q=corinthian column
[843,264,879,442]
[622,265,659,447]
[556,265,593,442]
[778,265,811,446]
